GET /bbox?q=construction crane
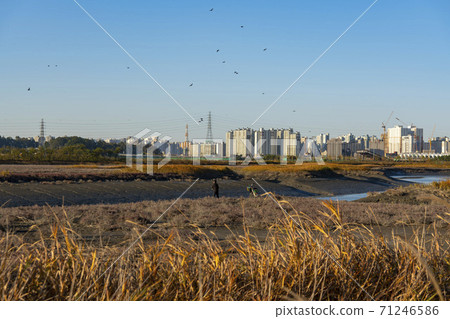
[395,117,408,126]
[429,124,436,154]
[382,111,394,157]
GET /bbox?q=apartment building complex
[227,128,301,158]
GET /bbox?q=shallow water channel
[316,175,449,202]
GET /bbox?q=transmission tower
[184,124,189,156]
[206,111,213,144]
[39,119,45,147]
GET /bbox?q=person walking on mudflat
[212,179,219,198]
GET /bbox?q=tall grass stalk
[0,202,448,301]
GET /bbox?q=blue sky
[0,0,449,141]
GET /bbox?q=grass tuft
[432,179,450,190]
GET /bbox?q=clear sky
[0,0,449,141]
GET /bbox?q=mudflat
[0,179,308,207]
[0,177,406,207]
[0,163,433,207]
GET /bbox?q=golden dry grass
[156,164,231,175]
[121,164,235,178]
[238,163,372,173]
[242,161,450,172]
[0,170,11,177]
[0,199,448,301]
[120,161,450,177]
[393,162,450,169]
[432,179,450,191]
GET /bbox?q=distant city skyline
[7,119,446,147]
[1,0,449,140]
[0,115,446,144]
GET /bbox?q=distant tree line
[0,136,125,163]
[0,136,38,148]
[45,136,123,151]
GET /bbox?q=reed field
[126,161,450,177]
[0,198,448,301]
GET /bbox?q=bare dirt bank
[359,180,450,206]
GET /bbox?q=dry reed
[0,199,448,301]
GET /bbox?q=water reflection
[317,193,369,202]
[317,175,449,202]
[391,175,449,184]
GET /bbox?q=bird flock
[26,7,290,112]
[187,7,269,89]
[189,8,290,119]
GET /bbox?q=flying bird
[48,65,50,67]
[27,87,31,91]
[127,66,130,69]
[234,71,239,74]
[293,110,296,112]
[210,8,213,12]
[262,92,265,95]
[199,118,204,123]
[55,65,58,67]
[240,25,244,28]
[216,49,220,52]
[263,48,267,51]
[189,83,193,87]
[222,61,226,63]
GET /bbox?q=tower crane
[396,117,408,126]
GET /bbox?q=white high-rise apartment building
[226,128,254,157]
[387,125,423,154]
[227,128,301,158]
